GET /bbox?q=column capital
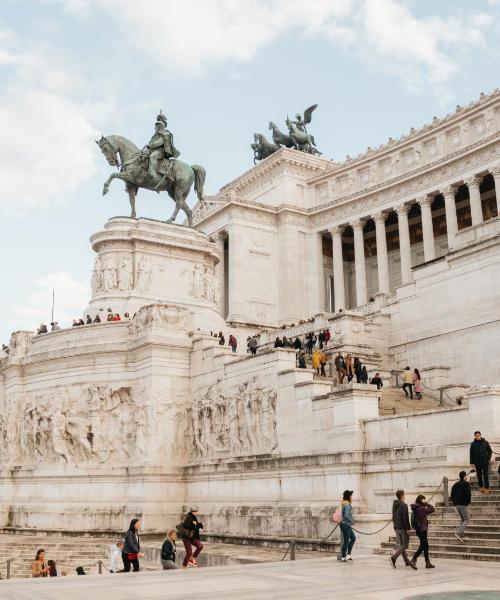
[351,218,366,231]
[442,184,457,198]
[371,211,387,224]
[464,175,482,190]
[490,164,500,178]
[395,203,409,216]
[329,224,344,237]
[216,229,227,241]
[417,195,432,209]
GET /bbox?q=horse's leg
[166,187,181,224]
[126,183,138,218]
[103,172,127,195]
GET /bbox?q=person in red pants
[181,507,204,567]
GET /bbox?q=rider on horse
[143,111,180,190]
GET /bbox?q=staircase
[378,386,439,415]
[0,535,159,579]
[377,463,500,562]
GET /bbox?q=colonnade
[328,168,500,312]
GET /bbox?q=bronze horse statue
[96,135,206,227]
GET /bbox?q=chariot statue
[252,104,321,162]
[96,111,206,227]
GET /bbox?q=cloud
[0,28,112,216]
[12,271,89,332]
[55,0,495,100]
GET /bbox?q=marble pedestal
[86,217,225,332]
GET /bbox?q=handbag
[127,553,139,561]
[176,523,192,538]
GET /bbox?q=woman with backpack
[410,495,435,569]
[339,490,356,561]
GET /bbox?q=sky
[0,0,499,342]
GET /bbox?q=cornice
[310,88,500,184]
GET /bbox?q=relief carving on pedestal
[193,264,219,304]
[132,303,191,335]
[8,331,32,359]
[102,255,118,291]
[118,255,133,291]
[135,256,152,292]
[185,377,278,462]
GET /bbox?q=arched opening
[481,173,498,221]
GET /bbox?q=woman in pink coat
[413,368,423,400]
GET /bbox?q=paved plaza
[1,554,500,600]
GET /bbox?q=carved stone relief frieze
[184,377,278,462]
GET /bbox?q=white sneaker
[341,557,347,562]
[346,555,353,561]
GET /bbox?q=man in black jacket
[470,431,493,493]
[390,490,416,569]
[450,471,471,542]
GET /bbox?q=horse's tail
[192,164,206,204]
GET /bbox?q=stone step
[386,536,500,547]
[374,547,500,562]
[381,540,500,554]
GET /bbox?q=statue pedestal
[86,217,225,332]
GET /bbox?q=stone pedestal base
[86,217,225,332]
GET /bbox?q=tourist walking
[122,518,144,572]
[109,540,124,573]
[180,506,204,567]
[334,352,346,384]
[320,350,328,377]
[470,431,492,493]
[228,334,237,353]
[413,368,423,399]
[390,490,416,569]
[402,367,414,399]
[161,530,179,570]
[298,351,307,369]
[312,348,322,375]
[248,337,258,355]
[32,548,50,577]
[353,357,362,383]
[345,354,354,382]
[451,471,471,542]
[360,365,368,384]
[340,490,356,561]
[410,495,435,569]
[218,331,225,345]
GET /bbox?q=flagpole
[51,286,55,324]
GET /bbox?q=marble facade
[0,91,499,548]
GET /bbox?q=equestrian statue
[251,104,321,162]
[97,111,206,227]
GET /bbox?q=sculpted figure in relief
[102,256,118,291]
[118,255,133,291]
[136,256,151,292]
[91,256,103,295]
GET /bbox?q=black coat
[123,529,140,554]
[392,499,410,530]
[450,479,471,506]
[161,539,176,562]
[183,512,203,540]
[470,438,492,467]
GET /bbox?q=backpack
[411,510,420,530]
[333,506,343,524]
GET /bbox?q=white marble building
[0,90,499,548]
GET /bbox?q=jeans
[392,529,410,563]
[456,505,470,535]
[231,346,237,353]
[412,530,429,561]
[402,383,413,399]
[475,464,490,489]
[337,369,346,384]
[250,347,257,355]
[161,559,179,570]
[320,363,326,377]
[122,551,140,572]
[182,538,203,566]
[340,523,356,557]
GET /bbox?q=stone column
[329,225,345,312]
[352,219,367,306]
[214,231,226,316]
[490,165,500,216]
[442,185,458,249]
[396,204,412,285]
[465,175,483,226]
[372,212,390,294]
[418,196,436,262]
